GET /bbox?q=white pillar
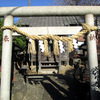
[85,14,100,100]
[1,15,13,100]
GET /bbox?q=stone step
[38,69,58,74]
[40,61,59,64]
[41,65,58,68]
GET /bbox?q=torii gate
[0,6,100,100]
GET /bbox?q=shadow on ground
[37,74,90,100]
[12,72,91,100]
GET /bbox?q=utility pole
[29,0,31,6]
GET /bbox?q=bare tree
[53,0,100,26]
[53,0,100,6]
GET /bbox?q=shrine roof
[17,16,82,27]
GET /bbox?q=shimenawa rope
[1,23,98,56]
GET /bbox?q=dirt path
[11,73,91,100]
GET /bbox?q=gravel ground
[11,72,91,100]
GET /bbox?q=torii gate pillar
[85,14,100,100]
[1,15,13,100]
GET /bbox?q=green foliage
[0,18,26,60]
[0,18,3,59]
[14,36,26,50]
[14,23,26,50]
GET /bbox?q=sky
[0,0,54,7]
[0,0,54,22]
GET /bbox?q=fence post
[1,15,13,100]
[85,14,100,100]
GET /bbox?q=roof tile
[17,16,82,27]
